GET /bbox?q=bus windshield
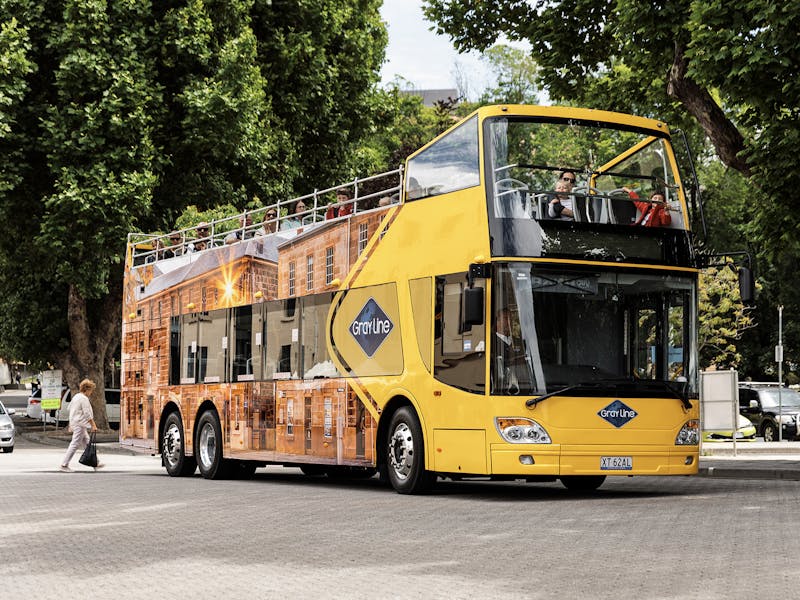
[487,117,686,229]
[491,263,697,397]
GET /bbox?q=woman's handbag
[78,431,98,468]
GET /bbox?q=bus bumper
[490,444,699,476]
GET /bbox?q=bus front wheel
[162,412,196,477]
[385,406,435,494]
[560,475,606,492]
[195,410,226,479]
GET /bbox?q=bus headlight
[495,418,551,444]
[675,419,699,445]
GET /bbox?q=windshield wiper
[526,382,601,407]
[525,377,692,409]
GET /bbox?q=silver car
[0,399,15,453]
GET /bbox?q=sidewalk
[699,440,800,481]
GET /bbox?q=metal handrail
[128,167,404,268]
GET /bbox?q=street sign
[41,370,62,410]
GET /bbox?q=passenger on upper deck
[146,238,165,263]
[547,170,576,220]
[623,187,672,228]
[164,231,184,258]
[224,214,254,244]
[189,222,213,252]
[281,201,306,230]
[325,189,354,220]
[256,208,278,236]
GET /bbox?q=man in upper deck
[547,170,577,220]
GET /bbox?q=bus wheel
[560,475,606,492]
[195,410,226,480]
[162,412,196,477]
[386,406,435,494]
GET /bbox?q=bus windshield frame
[491,262,698,399]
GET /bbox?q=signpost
[700,369,739,456]
[40,370,62,430]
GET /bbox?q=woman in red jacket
[623,188,672,227]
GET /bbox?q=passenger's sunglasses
[560,176,576,184]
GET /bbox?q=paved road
[4,444,800,599]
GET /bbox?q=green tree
[479,44,539,104]
[698,264,757,370]
[0,0,387,426]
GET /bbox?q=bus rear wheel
[560,475,606,492]
[195,410,227,480]
[385,406,435,494]
[162,412,196,477]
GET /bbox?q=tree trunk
[667,43,750,177]
[56,283,121,430]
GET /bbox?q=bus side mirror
[738,266,755,305]
[463,287,484,327]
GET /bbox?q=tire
[195,410,227,479]
[763,422,777,442]
[162,412,196,477]
[385,406,435,494]
[560,475,606,492]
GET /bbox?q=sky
[379,0,495,97]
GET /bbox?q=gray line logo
[598,400,638,428]
[350,298,393,357]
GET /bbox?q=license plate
[600,456,632,470]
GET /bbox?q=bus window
[493,263,698,396]
[485,117,686,229]
[433,273,486,393]
[266,299,300,379]
[197,308,228,383]
[169,316,181,385]
[406,116,480,201]
[180,314,199,384]
[231,305,265,382]
[302,293,339,378]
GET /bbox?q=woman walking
[59,378,104,471]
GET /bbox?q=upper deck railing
[128,167,404,268]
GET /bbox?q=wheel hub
[163,423,182,468]
[389,422,413,480]
[198,422,217,469]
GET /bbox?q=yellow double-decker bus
[122,105,703,493]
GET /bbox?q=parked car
[702,413,757,442]
[0,399,16,453]
[26,387,63,424]
[739,382,800,442]
[57,388,120,430]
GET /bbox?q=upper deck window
[487,117,686,230]
[406,115,480,200]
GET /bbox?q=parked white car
[0,399,16,453]
[57,388,120,429]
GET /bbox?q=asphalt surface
[6,388,800,480]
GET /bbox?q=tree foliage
[698,263,757,370]
[0,0,386,425]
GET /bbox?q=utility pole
[777,305,784,442]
